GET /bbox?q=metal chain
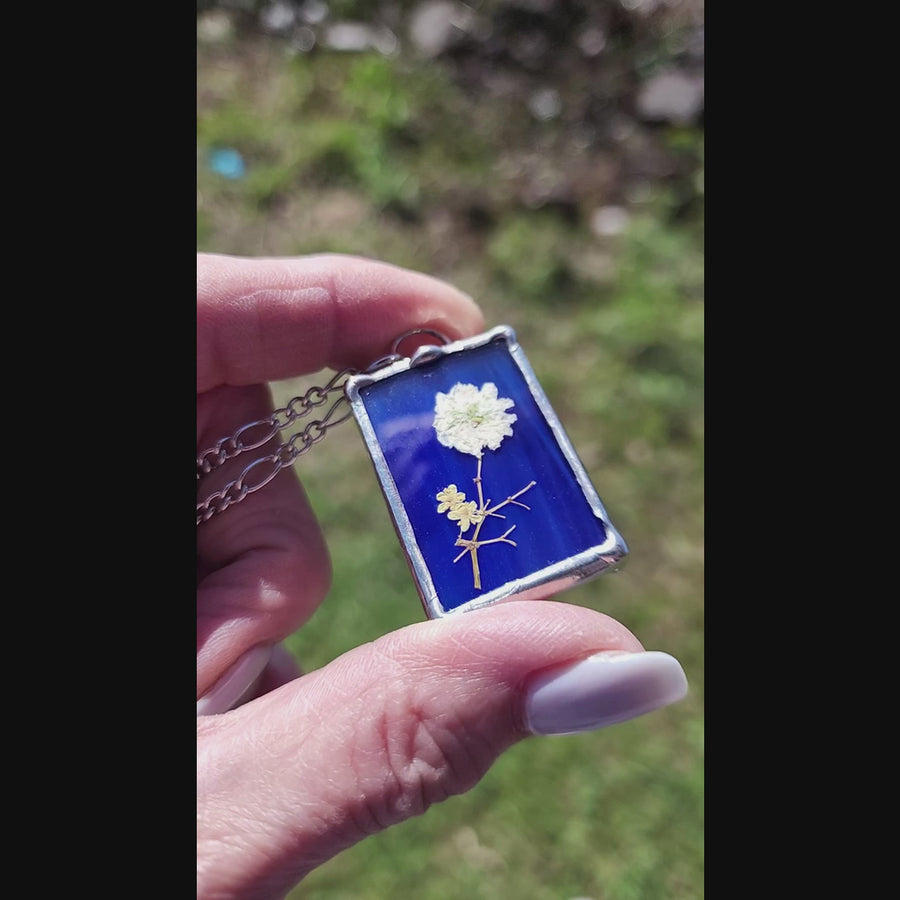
[196,328,451,526]
[196,368,357,525]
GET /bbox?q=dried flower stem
[453,455,536,588]
[433,382,534,590]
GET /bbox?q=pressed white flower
[433,382,517,458]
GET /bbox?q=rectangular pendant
[345,325,628,619]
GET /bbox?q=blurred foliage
[198,2,703,898]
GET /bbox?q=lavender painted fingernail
[524,650,688,736]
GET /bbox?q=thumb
[197,600,688,899]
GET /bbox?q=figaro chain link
[196,368,357,525]
[196,329,450,526]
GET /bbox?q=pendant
[345,326,628,619]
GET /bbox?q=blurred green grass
[198,5,703,898]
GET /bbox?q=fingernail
[524,650,688,735]
[197,645,272,717]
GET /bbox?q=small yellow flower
[447,500,483,533]
[436,484,466,513]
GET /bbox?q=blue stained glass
[356,337,616,615]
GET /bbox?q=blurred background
[197,1,703,898]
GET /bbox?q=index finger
[197,253,485,392]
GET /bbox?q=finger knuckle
[349,686,491,835]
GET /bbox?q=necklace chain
[196,329,452,526]
[196,368,357,525]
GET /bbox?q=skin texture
[196,253,646,900]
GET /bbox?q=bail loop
[389,328,451,357]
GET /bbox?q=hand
[196,252,688,900]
